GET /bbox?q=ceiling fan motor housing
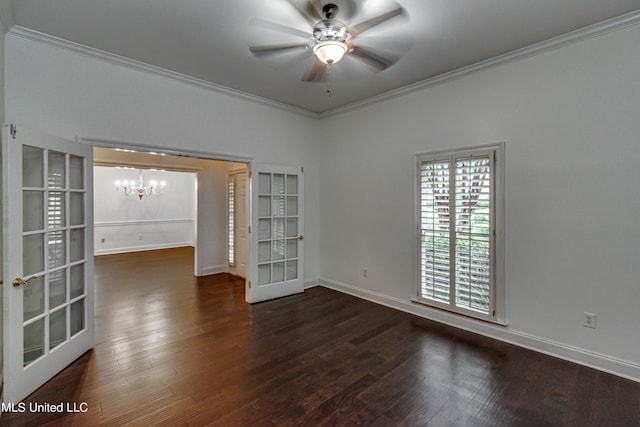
[313,19,349,43]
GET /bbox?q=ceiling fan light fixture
[313,40,347,64]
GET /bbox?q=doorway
[92,147,248,279]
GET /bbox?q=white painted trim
[95,218,194,228]
[6,26,319,119]
[319,10,640,118]
[304,278,320,289]
[81,136,254,164]
[94,242,194,256]
[201,264,229,276]
[319,277,640,383]
[7,10,640,119]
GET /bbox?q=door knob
[13,276,37,288]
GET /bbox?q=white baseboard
[320,277,640,383]
[94,242,195,256]
[200,264,229,276]
[304,277,320,289]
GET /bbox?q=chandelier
[115,169,166,200]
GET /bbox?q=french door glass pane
[24,318,45,366]
[23,276,45,322]
[272,196,285,216]
[70,228,85,262]
[48,151,66,189]
[70,300,85,336]
[23,145,44,188]
[286,197,298,215]
[49,308,67,350]
[287,239,297,259]
[273,262,284,282]
[258,264,271,285]
[48,191,65,228]
[258,219,271,240]
[70,192,84,226]
[69,155,84,189]
[258,196,271,217]
[49,269,67,309]
[23,191,44,232]
[24,234,45,276]
[286,260,297,280]
[70,264,85,299]
[48,230,66,269]
[286,218,297,238]
[271,240,285,261]
[286,175,298,194]
[273,174,285,194]
[258,241,271,263]
[258,173,271,194]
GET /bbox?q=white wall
[5,33,322,285]
[94,166,196,255]
[5,21,640,381]
[319,23,640,379]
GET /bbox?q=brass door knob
[13,276,37,287]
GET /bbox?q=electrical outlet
[584,312,597,329]
[362,268,368,278]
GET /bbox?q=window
[416,144,504,323]
[228,175,236,266]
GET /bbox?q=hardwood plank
[2,247,639,426]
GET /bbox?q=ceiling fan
[249,0,408,82]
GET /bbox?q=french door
[2,124,94,403]
[247,164,304,303]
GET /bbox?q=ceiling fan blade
[302,60,327,82]
[250,18,311,40]
[349,5,405,36]
[349,46,395,71]
[250,43,309,57]
[285,0,322,28]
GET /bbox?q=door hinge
[10,124,17,139]
[248,171,253,179]
[301,166,304,173]
[248,281,252,289]
[248,226,251,234]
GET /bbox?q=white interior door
[2,124,94,403]
[247,164,303,303]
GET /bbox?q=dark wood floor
[3,247,639,426]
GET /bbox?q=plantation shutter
[418,148,496,320]
[419,159,452,304]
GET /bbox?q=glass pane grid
[257,172,299,285]
[22,148,87,367]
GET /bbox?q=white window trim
[413,142,506,325]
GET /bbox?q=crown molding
[319,9,640,118]
[7,8,640,120]
[7,26,320,119]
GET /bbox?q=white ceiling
[6,0,640,114]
